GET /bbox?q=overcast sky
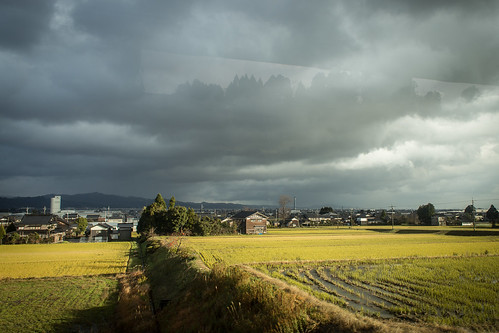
[1,0,498,209]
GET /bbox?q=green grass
[254,256,499,330]
[0,276,118,333]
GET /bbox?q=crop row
[253,256,499,330]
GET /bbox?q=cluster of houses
[0,211,137,243]
[222,210,350,234]
[221,207,493,234]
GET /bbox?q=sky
[1,0,498,209]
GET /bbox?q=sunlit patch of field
[0,242,132,279]
[184,227,499,267]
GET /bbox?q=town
[1,194,496,244]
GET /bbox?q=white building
[50,196,61,215]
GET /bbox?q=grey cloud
[1,0,498,208]
[72,0,194,45]
[360,0,499,16]
[0,0,55,51]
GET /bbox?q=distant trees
[319,207,334,214]
[138,193,235,236]
[486,205,498,228]
[463,204,475,222]
[379,210,388,223]
[417,203,435,225]
[191,216,235,236]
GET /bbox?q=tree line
[417,203,498,227]
[137,194,235,236]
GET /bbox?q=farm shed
[117,223,133,241]
[227,211,268,234]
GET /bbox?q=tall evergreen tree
[138,193,168,233]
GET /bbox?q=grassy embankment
[141,237,389,332]
[0,242,133,332]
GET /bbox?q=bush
[6,232,20,244]
[27,232,41,244]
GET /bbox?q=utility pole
[391,205,394,230]
[472,198,476,232]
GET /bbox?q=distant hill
[0,192,253,211]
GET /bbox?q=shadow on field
[444,230,499,236]
[365,228,395,233]
[366,228,498,236]
[49,294,117,333]
[396,229,440,234]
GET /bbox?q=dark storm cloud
[0,0,498,209]
[71,0,194,44]
[0,0,55,51]
[361,0,499,16]
[344,0,499,85]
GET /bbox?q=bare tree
[279,195,292,221]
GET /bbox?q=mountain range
[0,192,256,211]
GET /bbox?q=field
[254,256,498,330]
[0,242,132,278]
[0,276,117,332]
[182,226,499,330]
[185,226,499,267]
[0,242,133,332]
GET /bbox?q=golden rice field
[184,226,499,267]
[0,242,132,279]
